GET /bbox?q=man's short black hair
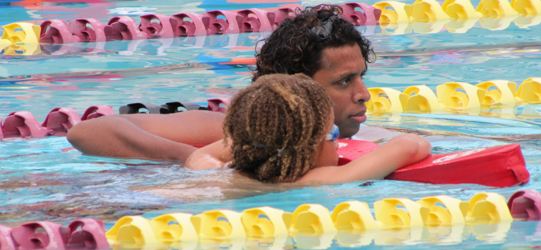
[252,4,374,82]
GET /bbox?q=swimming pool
[2,0,541,248]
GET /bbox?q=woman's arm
[297,134,431,184]
[185,139,232,170]
[67,110,225,162]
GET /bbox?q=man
[67,5,373,161]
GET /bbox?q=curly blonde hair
[224,74,333,183]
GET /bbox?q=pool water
[2,0,541,248]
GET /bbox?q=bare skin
[297,134,432,184]
[186,111,432,184]
[312,44,370,138]
[67,111,225,162]
[67,44,372,161]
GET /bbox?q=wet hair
[252,4,374,82]
[224,73,333,183]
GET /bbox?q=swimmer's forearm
[67,115,197,161]
[298,134,431,184]
[341,134,431,181]
[115,111,225,147]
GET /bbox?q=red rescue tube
[336,139,380,165]
[336,139,529,188]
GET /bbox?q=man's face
[312,44,370,138]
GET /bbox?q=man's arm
[67,110,225,162]
[297,134,431,184]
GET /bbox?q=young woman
[185,74,431,184]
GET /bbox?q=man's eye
[338,78,350,86]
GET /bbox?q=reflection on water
[0,33,266,57]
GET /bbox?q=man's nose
[352,78,371,104]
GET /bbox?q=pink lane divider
[2,111,48,139]
[105,16,148,41]
[237,9,274,33]
[11,221,70,250]
[0,219,108,250]
[4,6,387,48]
[40,19,81,44]
[42,107,81,137]
[0,225,16,250]
[81,105,116,120]
[68,19,107,43]
[140,14,175,38]
[204,10,241,35]
[508,190,541,221]
[66,219,109,249]
[272,7,296,28]
[170,12,208,37]
[340,2,382,26]
[207,98,231,113]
